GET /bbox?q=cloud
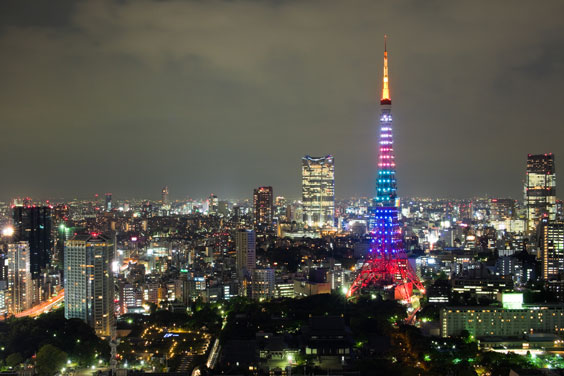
[0,0,563,200]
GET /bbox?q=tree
[5,353,24,369]
[35,344,67,376]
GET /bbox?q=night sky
[1,1,563,201]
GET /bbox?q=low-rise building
[441,300,564,338]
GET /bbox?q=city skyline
[3,2,564,375]
[1,1,563,200]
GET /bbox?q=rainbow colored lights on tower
[348,37,425,301]
[372,35,400,256]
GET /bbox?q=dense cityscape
[1,1,564,376]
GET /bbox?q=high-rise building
[539,218,564,280]
[525,153,556,232]
[275,196,287,220]
[161,186,169,205]
[253,187,274,233]
[12,206,52,279]
[0,281,7,316]
[7,242,32,314]
[64,233,115,339]
[490,199,516,220]
[235,229,256,279]
[105,193,112,212]
[302,156,335,228]
[209,193,219,215]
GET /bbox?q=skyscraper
[7,242,32,314]
[539,218,564,280]
[105,193,112,212]
[253,186,274,233]
[302,155,335,228]
[490,199,516,220]
[12,206,52,280]
[209,193,219,215]
[525,153,556,232]
[64,233,115,339]
[235,229,256,279]
[161,186,169,205]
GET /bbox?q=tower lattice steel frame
[348,38,425,302]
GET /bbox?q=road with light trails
[0,289,65,321]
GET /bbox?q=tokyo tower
[347,38,425,302]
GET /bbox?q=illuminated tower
[348,38,424,302]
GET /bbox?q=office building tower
[64,233,115,338]
[7,242,32,314]
[12,206,52,280]
[209,193,219,215]
[252,268,275,300]
[302,155,335,228]
[217,201,229,216]
[525,153,556,232]
[143,282,161,305]
[161,186,169,205]
[275,196,287,220]
[235,229,256,279]
[490,199,516,220]
[253,186,274,232]
[458,202,473,222]
[105,193,112,211]
[119,282,142,315]
[539,218,564,280]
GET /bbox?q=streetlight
[286,354,293,376]
[2,226,14,237]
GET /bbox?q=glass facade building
[302,155,335,228]
[525,153,556,232]
[12,206,52,279]
[540,218,564,280]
